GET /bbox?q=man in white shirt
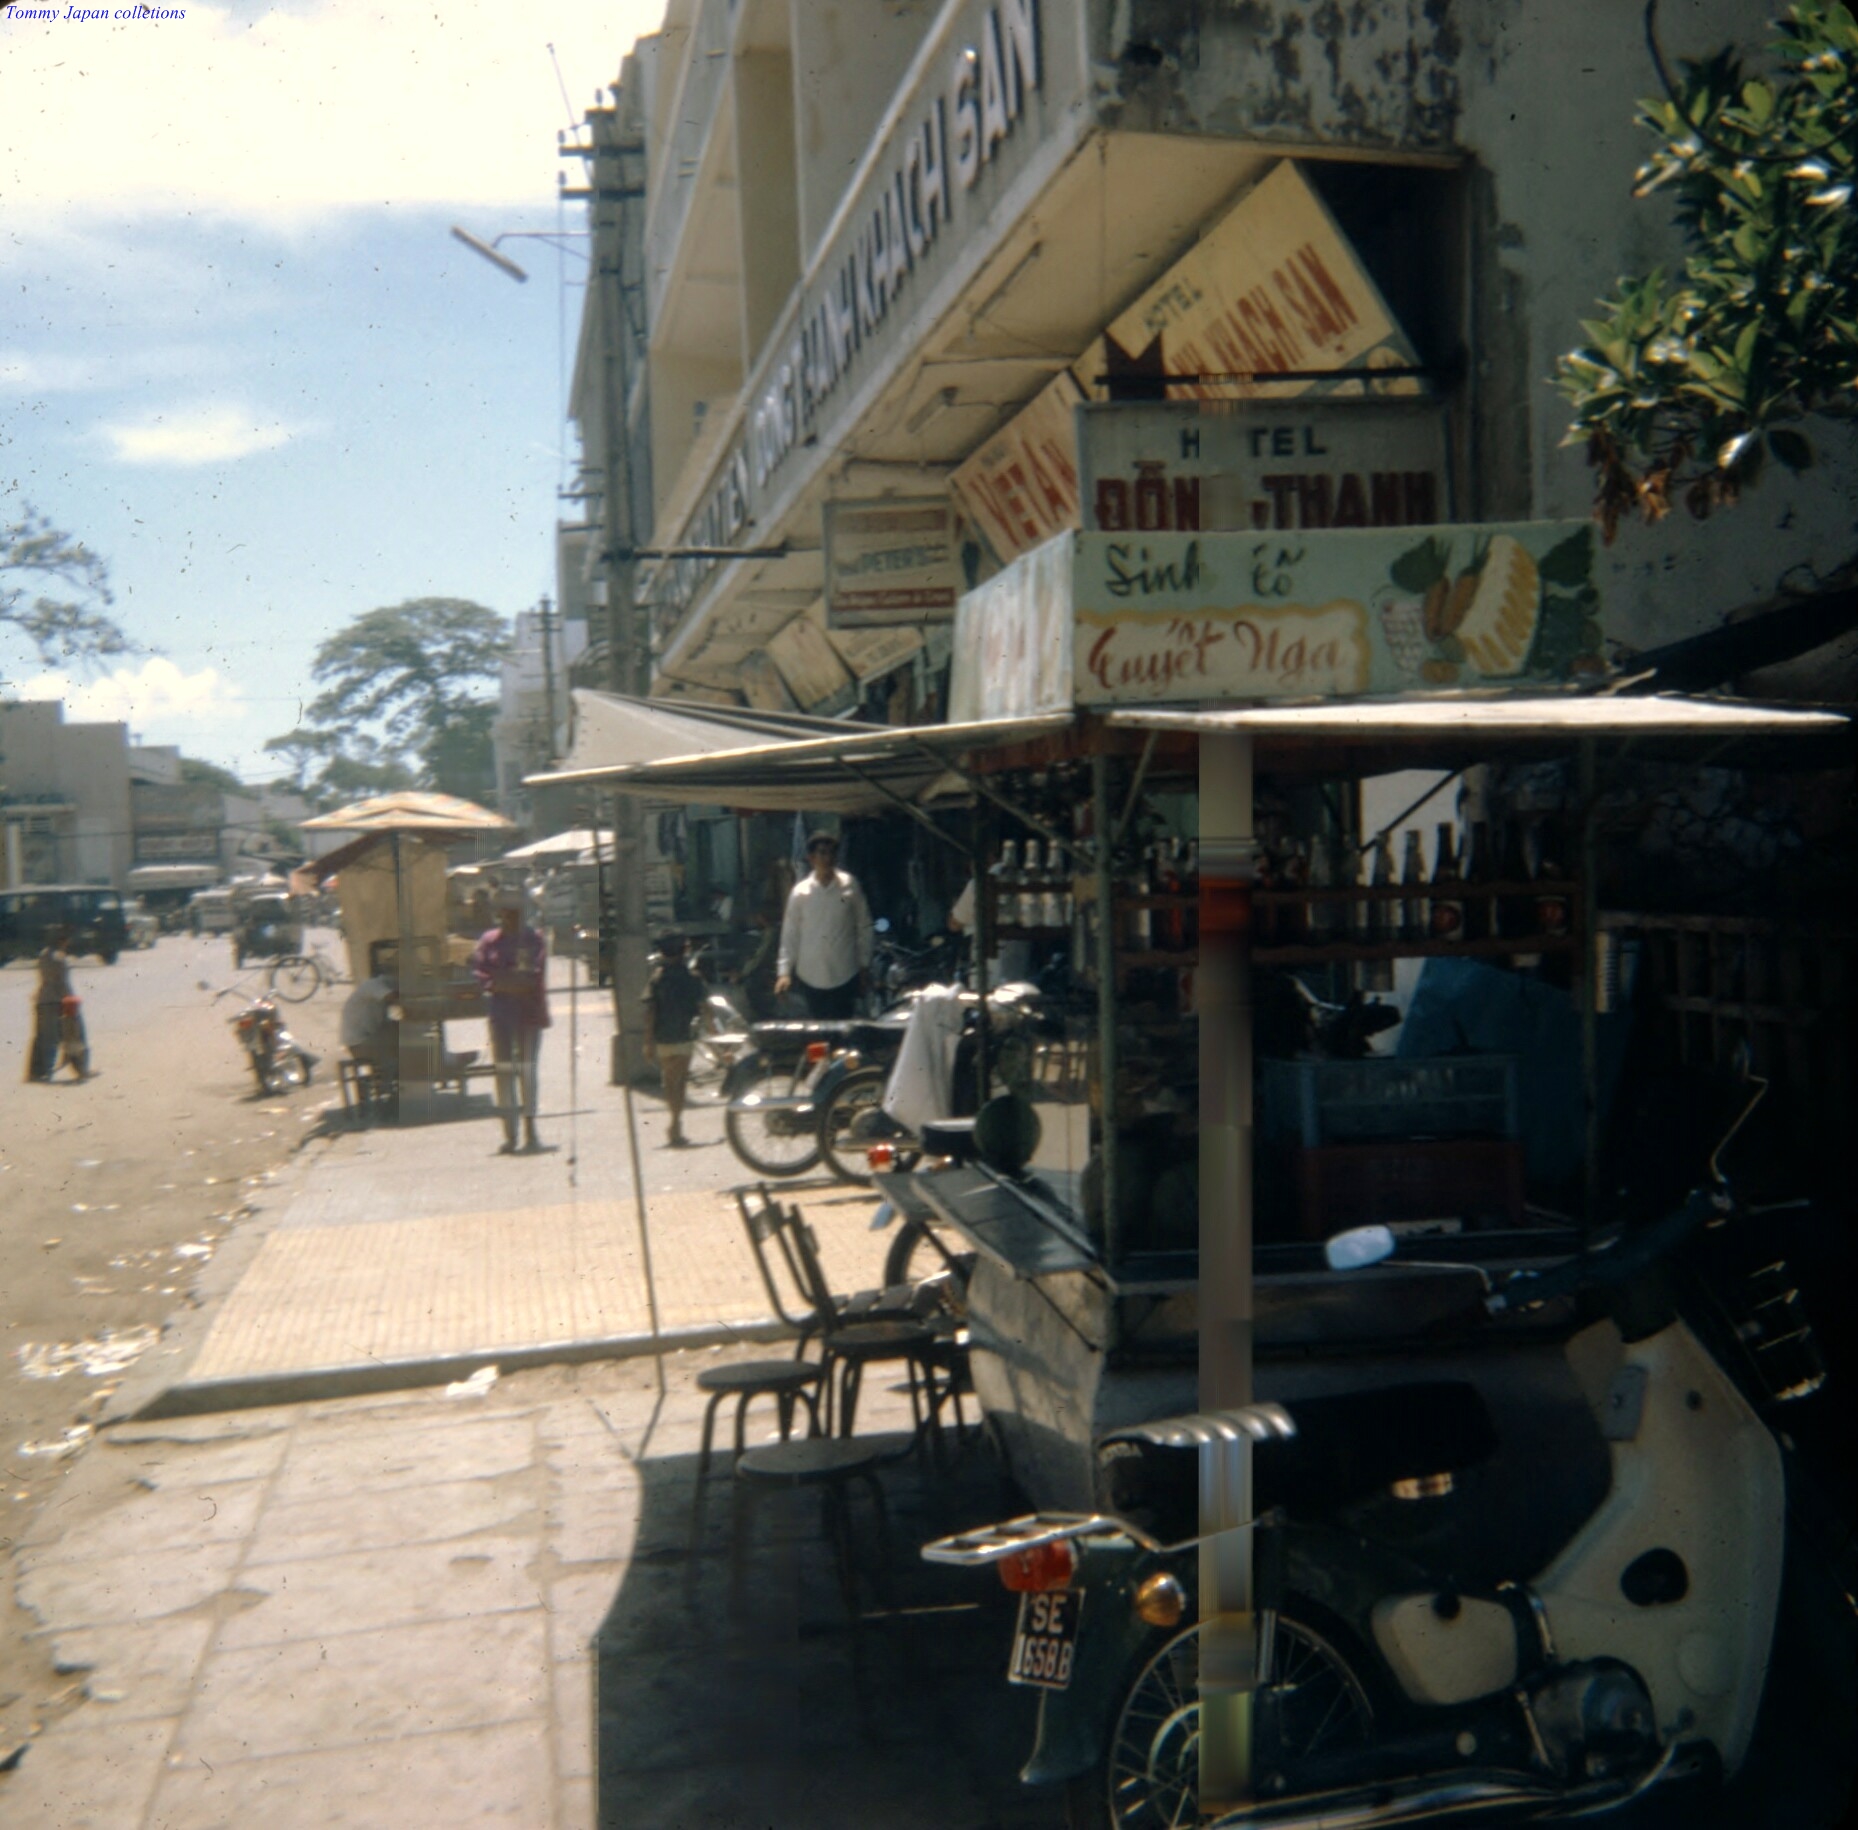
[775,831,873,1019]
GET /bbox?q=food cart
[301,792,516,1118]
[530,520,1850,1818]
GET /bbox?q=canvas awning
[528,693,1847,813]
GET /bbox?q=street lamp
[448,225,590,284]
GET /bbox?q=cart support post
[1092,756,1120,1266]
[1198,731,1258,1810]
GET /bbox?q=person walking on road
[473,887,549,1154]
[641,932,705,1148]
[775,831,872,1020]
[25,927,89,1083]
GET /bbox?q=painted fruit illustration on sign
[1377,526,1598,684]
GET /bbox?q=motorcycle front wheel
[723,1058,823,1178]
[1067,1613,1377,1830]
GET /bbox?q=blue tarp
[1396,958,1629,1189]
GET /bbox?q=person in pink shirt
[472,886,550,1153]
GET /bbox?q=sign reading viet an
[824,498,961,628]
[1072,524,1602,705]
[949,371,1084,567]
[1077,399,1450,536]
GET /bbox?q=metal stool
[694,1359,823,1478]
[729,1437,893,1623]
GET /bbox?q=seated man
[341,951,400,1080]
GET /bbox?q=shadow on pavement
[595,1428,1066,1830]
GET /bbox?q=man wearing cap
[775,832,872,1020]
[472,886,550,1153]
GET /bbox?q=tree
[1,502,134,682]
[262,727,418,812]
[179,756,246,796]
[266,598,510,803]
[1556,1,1857,537]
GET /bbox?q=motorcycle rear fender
[1021,1541,1173,1787]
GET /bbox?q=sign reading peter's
[1072,523,1602,704]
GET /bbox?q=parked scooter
[924,1073,1854,1829]
[221,987,317,1094]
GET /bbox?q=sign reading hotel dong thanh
[948,522,1603,722]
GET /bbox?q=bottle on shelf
[1429,822,1464,942]
[1019,839,1044,930]
[1048,843,1073,931]
[993,839,1020,930]
[1396,830,1425,943]
[1534,815,1572,938]
[1365,835,1396,990]
[1307,831,1336,940]
[1497,817,1533,938]
[1158,840,1185,952]
[1463,819,1493,941]
[1281,837,1311,945]
[1124,845,1152,950]
[1181,840,1199,952]
[1254,836,1280,947]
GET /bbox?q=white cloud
[18,657,247,726]
[100,401,310,465]
[0,0,669,224]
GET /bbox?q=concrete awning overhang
[641,0,1464,698]
[528,695,1847,815]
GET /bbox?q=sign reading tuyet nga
[1072,523,1602,705]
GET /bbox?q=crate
[1292,1139,1526,1238]
[1260,1055,1519,1147]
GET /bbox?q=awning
[529,693,1846,814]
[1105,692,1853,777]
[528,695,1072,814]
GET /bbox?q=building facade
[565,0,1854,720]
[0,699,133,889]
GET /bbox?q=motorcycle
[923,1072,1855,1829]
[223,988,317,1094]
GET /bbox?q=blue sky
[1,0,665,779]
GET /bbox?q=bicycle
[266,939,349,1002]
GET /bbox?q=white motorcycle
[925,1073,1855,1828]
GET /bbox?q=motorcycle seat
[1104,1381,1500,1533]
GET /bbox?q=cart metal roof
[527,693,1848,812]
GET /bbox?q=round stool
[730,1437,892,1622]
[694,1360,823,1478]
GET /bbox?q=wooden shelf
[1111,935,1577,970]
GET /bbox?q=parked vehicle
[232,893,304,967]
[0,884,129,965]
[123,898,160,949]
[222,987,317,1094]
[188,887,238,935]
[925,1075,1853,1830]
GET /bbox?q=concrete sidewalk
[115,974,900,1419]
[5,974,1057,1828]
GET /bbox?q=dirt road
[0,933,347,1756]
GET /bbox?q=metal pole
[1092,754,1120,1265]
[1578,738,1600,1230]
[621,1069,667,1397]
[1198,731,1257,1812]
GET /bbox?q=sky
[1,0,666,780]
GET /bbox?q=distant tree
[179,756,246,796]
[0,502,135,682]
[1557,1,1857,537]
[262,727,418,811]
[267,598,510,804]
